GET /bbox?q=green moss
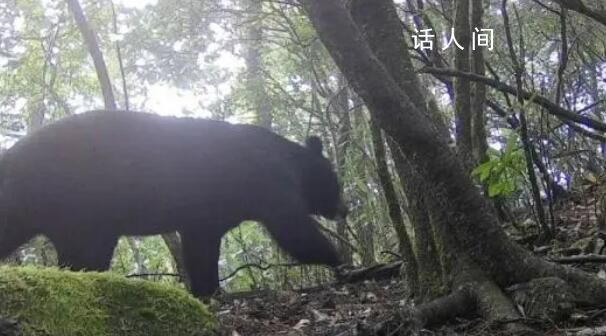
[0,266,217,336]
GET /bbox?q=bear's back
[0,111,313,218]
[0,110,307,172]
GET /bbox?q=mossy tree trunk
[300,0,606,324]
[350,0,449,300]
[387,138,446,299]
[333,75,354,265]
[453,0,473,164]
[369,117,418,293]
[470,0,488,166]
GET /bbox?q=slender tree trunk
[369,117,419,295]
[502,0,550,238]
[242,0,272,129]
[470,0,488,165]
[453,0,473,162]
[111,0,129,110]
[127,237,148,274]
[162,233,191,290]
[66,0,116,110]
[333,75,353,265]
[588,60,605,155]
[388,138,446,299]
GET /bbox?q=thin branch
[126,272,181,278]
[220,262,307,282]
[419,67,606,133]
[111,0,129,110]
[549,0,606,27]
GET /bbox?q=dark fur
[0,110,342,297]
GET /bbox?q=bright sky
[0,0,245,148]
[114,0,157,9]
[111,0,243,120]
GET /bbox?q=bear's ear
[305,136,323,155]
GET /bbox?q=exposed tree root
[336,259,586,333]
[524,256,606,306]
[414,287,475,327]
[574,326,606,336]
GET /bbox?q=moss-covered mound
[0,266,217,336]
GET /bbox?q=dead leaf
[311,309,329,322]
[292,318,310,330]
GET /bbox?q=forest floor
[214,193,606,336]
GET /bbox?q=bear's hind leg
[0,205,35,261]
[180,229,222,298]
[53,234,118,271]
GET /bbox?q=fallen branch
[549,254,606,264]
[126,272,181,279]
[219,262,302,282]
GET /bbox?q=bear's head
[302,136,344,219]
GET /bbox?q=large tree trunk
[300,0,606,320]
[350,0,449,299]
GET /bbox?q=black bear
[0,110,342,297]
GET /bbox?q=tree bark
[242,0,272,129]
[549,0,606,27]
[470,0,488,165]
[127,237,148,274]
[349,0,447,298]
[162,233,192,290]
[453,0,473,161]
[300,0,606,309]
[369,117,419,295]
[350,0,484,301]
[502,0,550,238]
[333,75,353,265]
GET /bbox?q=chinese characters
[412,28,493,51]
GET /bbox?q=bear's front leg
[261,207,342,268]
[180,229,222,298]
